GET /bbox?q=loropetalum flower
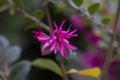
[80,47,120,80]
[84,32,101,45]
[71,14,87,32]
[33,20,78,57]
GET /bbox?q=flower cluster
[33,20,78,57]
[80,47,120,80]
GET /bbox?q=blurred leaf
[67,67,101,78]
[0,5,7,12]
[0,71,6,80]
[83,17,92,25]
[67,69,78,73]
[32,10,44,19]
[32,58,63,77]
[12,0,23,9]
[72,0,83,6]
[3,45,21,64]
[0,0,8,12]
[0,0,8,6]
[24,23,37,31]
[114,53,120,59]
[8,61,31,80]
[101,18,110,24]
[88,3,100,15]
[23,17,32,22]
[0,35,9,52]
[9,3,16,15]
[54,0,67,14]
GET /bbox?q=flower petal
[67,24,72,32]
[54,21,58,30]
[37,36,50,41]
[50,42,56,51]
[69,44,77,50]
[41,42,50,51]
[41,39,54,51]
[59,20,66,30]
[59,44,65,57]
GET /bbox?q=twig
[101,0,120,80]
[42,0,53,28]
[17,8,49,30]
[60,62,69,80]
[63,0,113,33]
[0,71,7,80]
[0,55,9,80]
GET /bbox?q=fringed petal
[59,19,66,30]
[54,21,58,30]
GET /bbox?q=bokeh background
[0,0,120,80]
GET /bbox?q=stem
[42,0,52,28]
[63,0,113,33]
[60,62,69,80]
[0,55,9,80]
[17,8,49,30]
[101,1,120,80]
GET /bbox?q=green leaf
[0,35,9,52]
[0,0,8,10]
[72,0,83,6]
[32,58,63,77]
[101,18,110,24]
[22,17,32,22]
[8,61,31,80]
[0,5,7,12]
[9,3,16,15]
[0,0,8,4]
[114,54,120,59]
[32,10,44,19]
[12,0,23,9]
[88,3,100,15]
[24,23,37,31]
[3,45,21,64]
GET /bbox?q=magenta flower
[71,14,87,32]
[80,48,120,80]
[33,20,78,57]
[84,32,101,45]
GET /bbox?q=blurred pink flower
[71,14,87,31]
[117,19,120,31]
[80,48,120,80]
[81,47,105,68]
[33,20,78,57]
[107,19,120,32]
[32,30,44,39]
[109,61,120,80]
[84,32,101,45]
[103,7,111,16]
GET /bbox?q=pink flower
[84,32,100,45]
[71,14,87,32]
[80,48,120,80]
[80,46,105,68]
[33,20,78,57]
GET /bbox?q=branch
[0,55,9,80]
[101,0,120,80]
[17,8,49,30]
[63,0,113,33]
[60,62,69,80]
[42,0,53,28]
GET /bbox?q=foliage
[0,0,120,80]
[8,61,31,80]
[72,0,83,6]
[32,58,63,77]
[67,67,101,78]
[88,3,100,15]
